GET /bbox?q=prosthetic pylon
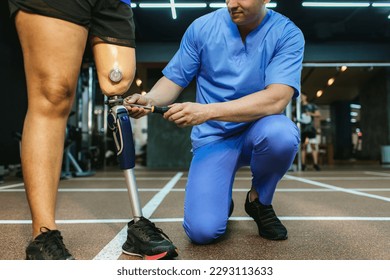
[106,96,142,222]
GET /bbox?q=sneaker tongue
[34,229,58,241]
[44,231,71,259]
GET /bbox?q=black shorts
[301,131,316,141]
[8,0,136,47]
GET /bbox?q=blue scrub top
[120,0,131,5]
[163,8,305,150]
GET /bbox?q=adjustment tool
[129,104,170,114]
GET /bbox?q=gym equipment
[62,126,95,178]
[61,125,95,178]
[106,96,142,221]
[61,65,100,178]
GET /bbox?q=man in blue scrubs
[125,0,304,244]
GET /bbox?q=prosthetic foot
[106,96,178,259]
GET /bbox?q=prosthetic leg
[106,96,142,221]
[106,96,178,259]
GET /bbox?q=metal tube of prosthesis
[124,169,142,221]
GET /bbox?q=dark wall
[359,68,390,160]
[331,101,352,160]
[146,68,195,169]
[0,2,27,165]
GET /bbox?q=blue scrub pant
[183,114,300,244]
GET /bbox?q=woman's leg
[15,11,88,238]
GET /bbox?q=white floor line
[71,177,178,181]
[0,183,24,190]
[92,172,183,260]
[364,171,390,177]
[147,216,390,222]
[285,177,390,180]
[285,175,390,202]
[69,176,390,181]
[2,187,390,193]
[2,216,390,224]
[2,175,390,190]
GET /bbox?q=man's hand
[164,102,211,127]
[124,94,152,118]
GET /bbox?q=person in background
[300,93,321,171]
[125,0,304,244]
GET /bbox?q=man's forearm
[207,84,294,123]
[146,76,183,106]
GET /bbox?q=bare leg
[311,143,319,165]
[15,11,88,238]
[301,144,307,165]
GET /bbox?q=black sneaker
[26,227,75,260]
[313,164,321,171]
[122,217,178,260]
[244,192,288,240]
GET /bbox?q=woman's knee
[32,79,75,117]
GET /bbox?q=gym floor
[0,164,389,260]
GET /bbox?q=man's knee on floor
[183,218,226,245]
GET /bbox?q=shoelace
[136,218,173,242]
[39,227,71,259]
[251,202,283,227]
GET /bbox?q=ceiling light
[302,2,370,7]
[316,90,324,97]
[327,77,335,86]
[131,3,136,8]
[340,66,348,72]
[209,3,227,8]
[173,3,207,8]
[372,3,390,7]
[209,3,277,8]
[139,3,207,8]
[138,2,207,19]
[135,78,142,87]
[170,0,177,19]
[350,104,361,109]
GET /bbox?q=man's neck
[238,9,268,42]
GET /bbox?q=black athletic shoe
[313,164,321,171]
[244,192,288,240]
[26,227,75,260]
[122,217,178,260]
